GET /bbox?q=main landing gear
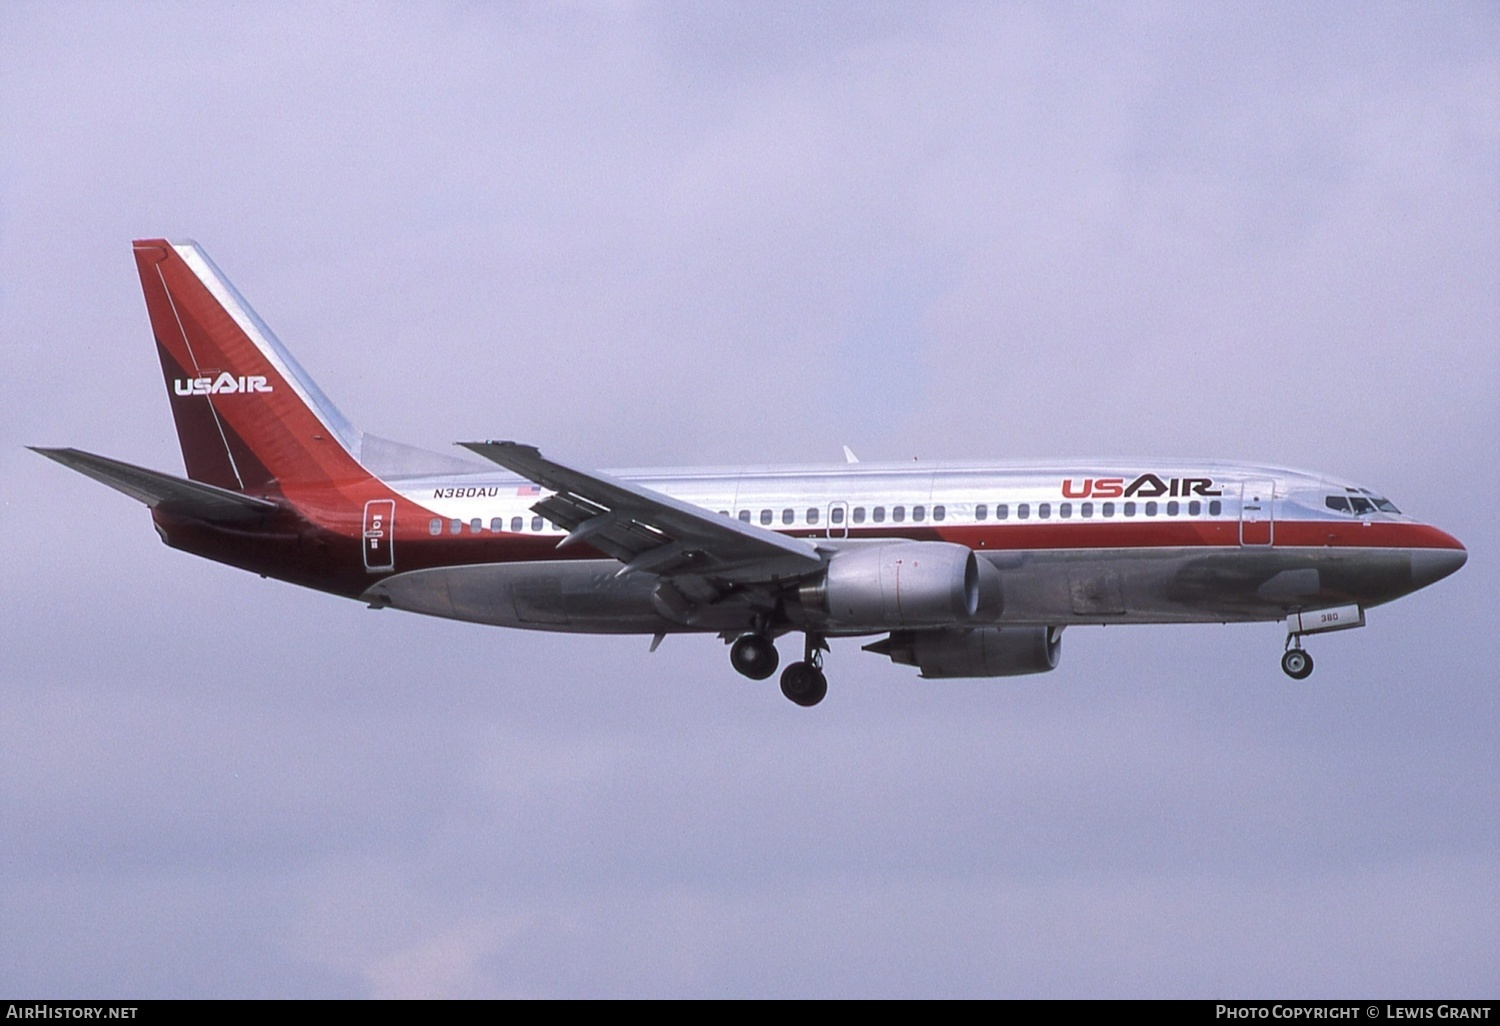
[780,635,829,707]
[1281,636,1314,680]
[728,632,829,707]
[729,633,779,680]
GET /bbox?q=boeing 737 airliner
[32,240,1467,706]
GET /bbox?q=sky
[1,1,1496,998]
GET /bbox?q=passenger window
[913,505,925,522]
[1124,502,1136,517]
[892,506,906,523]
[873,507,886,523]
[782,509,794,525]
[1102,502,1114,517]
[491,517,504,532]
[429,518,442,536]
[1145,501,1158,516]
[933,505,945,521]
[718,510,729,517]
[831,506,845,524]
[996,503,1009,520]
[851,507,864,524]
[470,518,482,533]
[739,510,751,523]
[807,508,820,525]
[1209,500,1222,516]
[760,509,772,525]
[532,516,543,531]
[1081,502,1093,518]
[1038,503,1051,519]
[1017,503,1030,520]
[511,516,523,532]
[450,519,462,535]
[1188,501,1201,516]
[975,504,987,521]
[1059,503,1072,519]
[1167,501,1179,516]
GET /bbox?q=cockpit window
[1327,493,1400,516]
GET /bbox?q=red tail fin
[133,239,367,494]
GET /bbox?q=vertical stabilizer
[133,239,366,492]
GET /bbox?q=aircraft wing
[459,441,824,583]
[30,447,279,523]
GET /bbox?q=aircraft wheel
[730,634,779,680]
[1281,648,1314,680]
[780,661,828,707]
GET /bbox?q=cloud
[1,1,1495,997]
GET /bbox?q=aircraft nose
[1410,543,1467,590]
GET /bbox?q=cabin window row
[426,498,1231,537]
[977,499,1223,520]
[428,516,552,536]
[711,499,1224,526]
[721,505,950,525]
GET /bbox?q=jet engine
[799,541,998,629]
[864,626,1062,678]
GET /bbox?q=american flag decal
[516,484,540,496]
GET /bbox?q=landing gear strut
[1281,637,1314,680]
[729,633,779,680]
[779,635,829,707]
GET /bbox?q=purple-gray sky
[2,2,1495,997]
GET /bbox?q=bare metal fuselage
[353,460,1461,637]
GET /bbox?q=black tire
[780,662,828,707]
[730,634,779,680]
[1281,649,1314,680]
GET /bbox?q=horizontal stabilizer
[30,447,279,522]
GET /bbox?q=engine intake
[801,541,986,629]
[865,626,1063,678]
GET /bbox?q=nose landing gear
[1281,636,1314,679]
[1279,604,1365,680]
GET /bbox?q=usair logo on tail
[173,372,273,396]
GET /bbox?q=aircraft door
[362,499,396,571]
[1239,480,1274,546]
[827,500,849,540]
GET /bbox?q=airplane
[32,239,1467,707]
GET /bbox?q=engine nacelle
[800,541,993,629]
[865,626,1063,678]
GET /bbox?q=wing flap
[459,441,824,583]
[30,447,279,522]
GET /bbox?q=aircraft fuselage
[150,460,1463,637]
